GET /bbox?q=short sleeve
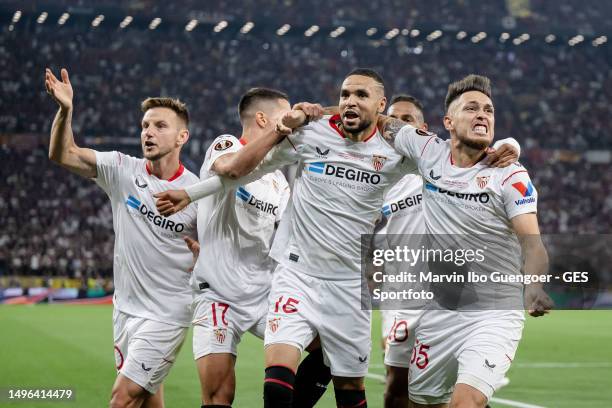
[501,165,538,219]
[261,136,302,169]
[492,137,521,158]
[206,134,242,173]
[393,125,439,165]
[94,151,124,195]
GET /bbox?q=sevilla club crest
[268,318,281,333]
[372,155,387,172]
[476,176,490,189]
[214,328,227,344]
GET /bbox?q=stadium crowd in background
[1,20,611,149]
[1,2,611,281]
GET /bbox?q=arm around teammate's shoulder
[45,68,97,178]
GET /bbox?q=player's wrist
[295,110,309,126]
[525,282,544,290]
[59,105,73,116]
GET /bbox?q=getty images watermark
[360,234,609,311]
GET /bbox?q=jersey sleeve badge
[214,139,234,151]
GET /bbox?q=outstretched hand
[45,68,73,111]
[484,144,519,168]
[154,189,191,216]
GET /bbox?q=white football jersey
[192,135,290,304]
[95,152,198,326]
[378,174,425,237]
[375,138,516,240]
[394,126,537,279]
[267,115,418,280]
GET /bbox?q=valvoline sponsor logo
[306,161,381,184]
[512,182,536,205]
[382,194,422,216]
[236,187,278,215]
[125,194,185,232]
[425,183,490,204]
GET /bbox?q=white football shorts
[113,308,187,394]
[192,288,268,359]
[264,264,371,377]
[408,309,524,404]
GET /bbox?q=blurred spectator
[0,1,610,279]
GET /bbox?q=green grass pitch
[1,306,611,407]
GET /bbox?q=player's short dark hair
[238,87,289,120]
[444,75,492,112]
[346,68,385,89]
[389,94,424,113]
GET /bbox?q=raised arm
[511,213,554,317]
[154,108,311,216]
[45,68,97,178]
[377,114,521,167]
[211,110,304,179]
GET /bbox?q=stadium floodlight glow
[91,14,104,27]
[149,17,161,30]
[456,31,467,40]
[304,25,319,37]
[471,32,486,43]
[330,26,345,38]
[413,45,423,54]
[37,12,48,24]
[401,28,409,36]
[500,32,510,42]
[12,10,22,23]
[545,34,556,43]
[426,30,442,41]
[385,28,399,40]
[592,35,608,46]
[214,20,228,33]
[58,13,70,25]
[240,21,254,34]
[276,24,291,36]
[366,27,377,36]
[520,33,530,41]
[410,29,420,37]
[568,35,584,46]
[119,16,133,29]
[513,38,522,45]
[9,24,14,31]
[185,19,198,32]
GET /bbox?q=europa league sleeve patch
[214,139,234,151]
[416,128,433,136]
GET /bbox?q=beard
[456,132,490,150]
[341,117,372,135]
[142,145,172,161]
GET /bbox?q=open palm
[45,68,73,110]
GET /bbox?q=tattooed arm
[377,115,414,148]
